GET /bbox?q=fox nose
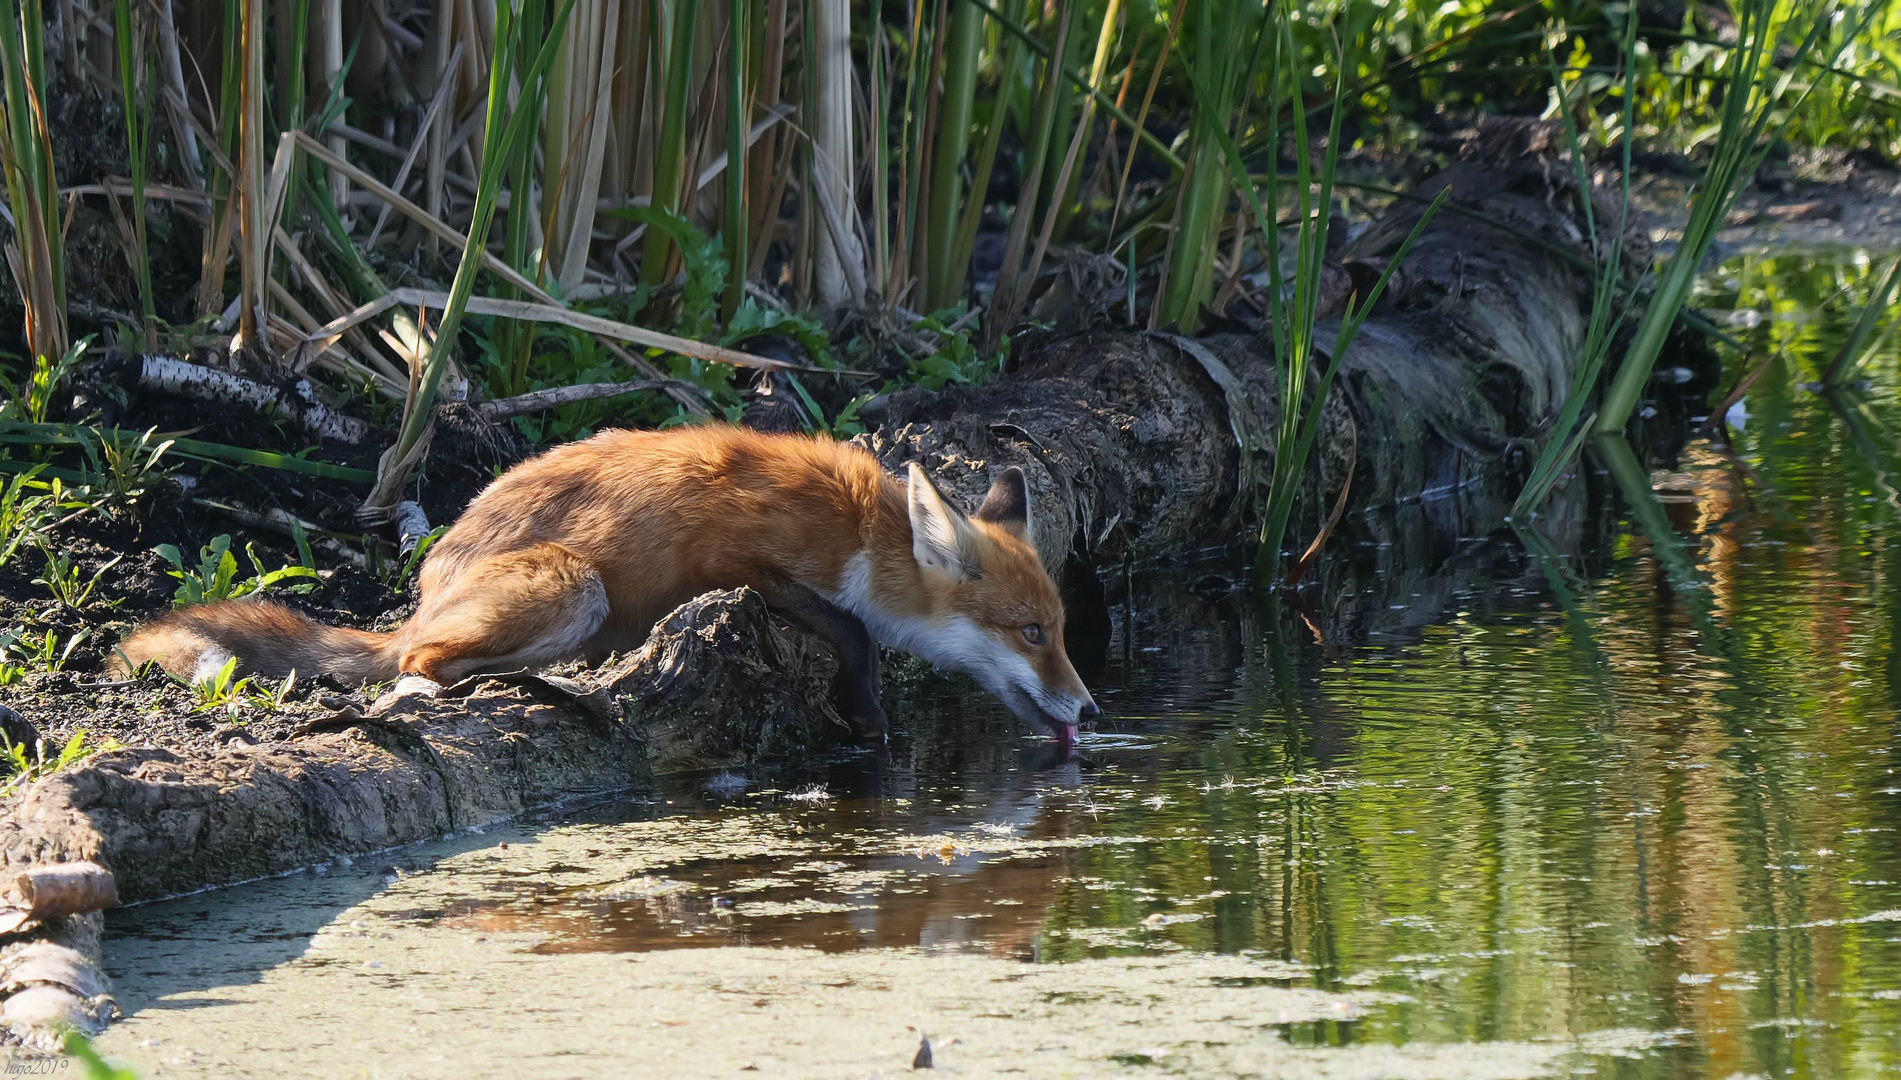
[1078,701,1100,721]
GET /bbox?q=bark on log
[0,942,118,1048]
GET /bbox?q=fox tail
[111,601,402,684]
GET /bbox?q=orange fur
[115,426,1097,734]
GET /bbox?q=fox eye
[1021,623,1044,646]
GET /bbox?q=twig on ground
[476,380,700,420]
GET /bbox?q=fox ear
[907,463,976,581]
[974,466,1032,543]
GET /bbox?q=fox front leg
[758,579,887,742]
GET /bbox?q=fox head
[906,463,1099,742]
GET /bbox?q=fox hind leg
[398,543,610,684]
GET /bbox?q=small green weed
[181,656,251,717]
[0,627,92,674]
[782,378,872,437]
[155,535,320,606]
[368,525,447,591]
[175,654,298,720]
[31,543,122,610]
[0,338,89,426]
[0,465,54,568]
[74,425,174,509]
[722,302,837,367]
[901,310,998,391]
[0,729,117,799]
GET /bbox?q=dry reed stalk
[366,40,464,247]
[547,0,620,290]
[810,0,859,303]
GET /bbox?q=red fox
[115,426,1099,742]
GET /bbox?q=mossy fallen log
[857,159,1625,575]
[0,588,842,909]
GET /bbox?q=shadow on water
[103,246,1901,1076]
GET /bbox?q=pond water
[95,248,1901,1078]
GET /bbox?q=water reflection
[105,247,1901,1077]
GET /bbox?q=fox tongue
[1054,722,1079,748]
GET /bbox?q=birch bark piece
[139,355,370,444]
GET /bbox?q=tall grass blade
[723,0,751,322]
[112,0,156,345]
[949,15,1028,291]
[235,0,268,352]
[983,0,1075,350]
[923,0,985,310]
[0,0,67,367]
[1512,9,1640,519]
[363,0,579,516]
[642,0,700,292]
[1594,0,1865,434]
[1107,0,1187,243]
[1822,254,1901,387]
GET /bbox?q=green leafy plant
[73,425,174,507]
[369,524,448,591]
[0,626,91,674]
[0,729,117,799]
[616,206,730,341]
[0,464,53,568]
[155,535,320,606]
[721,303,836,367]
[32,543,123,610]
[905,310,998,390]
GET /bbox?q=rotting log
[855,157,1632,576]
[0,588,840,908]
